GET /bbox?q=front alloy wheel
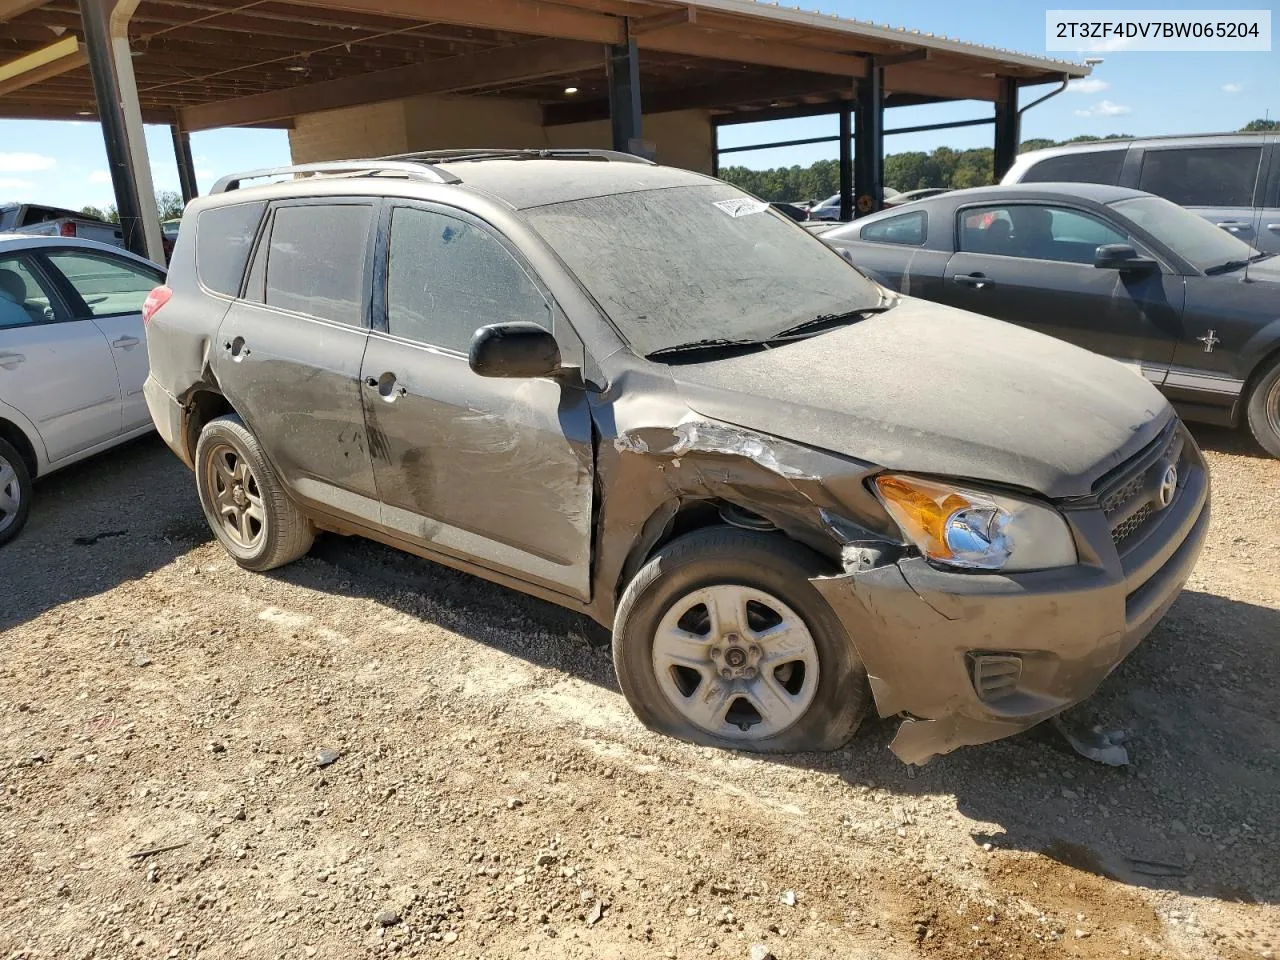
[652,584,820,741]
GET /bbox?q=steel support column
[606,27,642,155]
[993,76,1020,180]
[854,58,883,218]
[171,122,198,204]
[79,0,163,262]
[838,102,853,222]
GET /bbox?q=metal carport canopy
[0,0,1088,256]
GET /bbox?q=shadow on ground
[281,530,1280,908]
[1188,422,1273,460]
[0,436,208,631]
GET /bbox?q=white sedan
[0,234,165,544]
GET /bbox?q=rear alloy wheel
[1244,358,1280,459]
[0,437,33,547]
[613,527,870,753]
[195,415,314,571]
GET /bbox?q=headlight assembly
[873,474,1077,572]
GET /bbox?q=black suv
[143,150,1209,764]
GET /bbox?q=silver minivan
[1002,132,1280,253]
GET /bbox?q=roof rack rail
[378,148,656,166]
[211,159,461,194]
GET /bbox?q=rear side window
[43,251,164,318]
[1138,146,1262,207]
[262,203,372,326]
[1021,149,1126,185]
[196,201,265,297]
[860,211,926,245]
[385,206,548,353]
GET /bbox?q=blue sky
[1,0,1275,211]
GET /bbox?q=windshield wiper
[771,304,894,341]
[1206,252,1272,275]
[645,337,767,360]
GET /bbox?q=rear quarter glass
[196,201,267,297]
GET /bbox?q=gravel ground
[1,426,1277,960]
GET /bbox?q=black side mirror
[1094,243,1158,273]
[469,322,562,379]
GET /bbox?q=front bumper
[143,374,193,469]
[812,428,1210,764]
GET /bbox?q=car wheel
[613,527,870,753]
[0,437,33,547]
[1244,358,1280,459]
[195,415,314,571]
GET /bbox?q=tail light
[59,221,77,237]
[141,285,172,325]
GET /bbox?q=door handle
[1268,224,1280,233]
[112,335,141,350]
[1215,220,1252,230]
[0,352,25,369]
[952,273,993,289]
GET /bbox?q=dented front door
[361,202,594,600]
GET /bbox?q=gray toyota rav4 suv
[143,150,1209,764]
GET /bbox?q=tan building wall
[289,93,714,174]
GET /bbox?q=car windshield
[1111,195,1261,273]
[522,183,881,358]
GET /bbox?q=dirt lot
[1,427,1277,960]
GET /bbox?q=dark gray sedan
[819,183,1280,457]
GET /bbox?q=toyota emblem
[1156,465,1178,509]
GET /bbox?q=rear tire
[195,415,313,571]
[613,527,870,753]
[0,437,32,547]
[1244,358,1280,459]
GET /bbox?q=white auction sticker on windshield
[713,198,770,218]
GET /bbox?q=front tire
[613,527,870,753]
[0,437,32,547]
[195,415,313,571]
[1245,358,1280,459]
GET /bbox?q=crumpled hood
[669,297,1173,499]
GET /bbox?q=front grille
[1092,424,1186,552]
[1112,504,1153,544]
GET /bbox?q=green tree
[80,190,184,225]
[1241,118,1278,132]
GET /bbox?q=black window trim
[242,196,378,331]
[0,252,79,327]
[951,200,1165,270]
[859,209,928,246]
[31,247,164,322]
[373,198,558,358]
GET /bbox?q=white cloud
[0,153,56,174]
[1074,99,1132,118]
[88,170,112,185]
[1067,77,1110,94]
[0,177,36,190]
[1223,82,1244,94]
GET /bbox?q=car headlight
[873,474,1077,572]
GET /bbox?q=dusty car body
[143,152,1209,763]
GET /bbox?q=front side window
[0,256,62,328]
[860,211,927,246]
[958,204,1127,264]
[523,183,880,358]
[262,203,372,326]
[1138,146,1262,207]
[1020,149,1126,185]
[386,206,548,353]
[43,251,162,318]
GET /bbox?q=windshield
[523,183,881,358]
[1111,195,1260,272]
